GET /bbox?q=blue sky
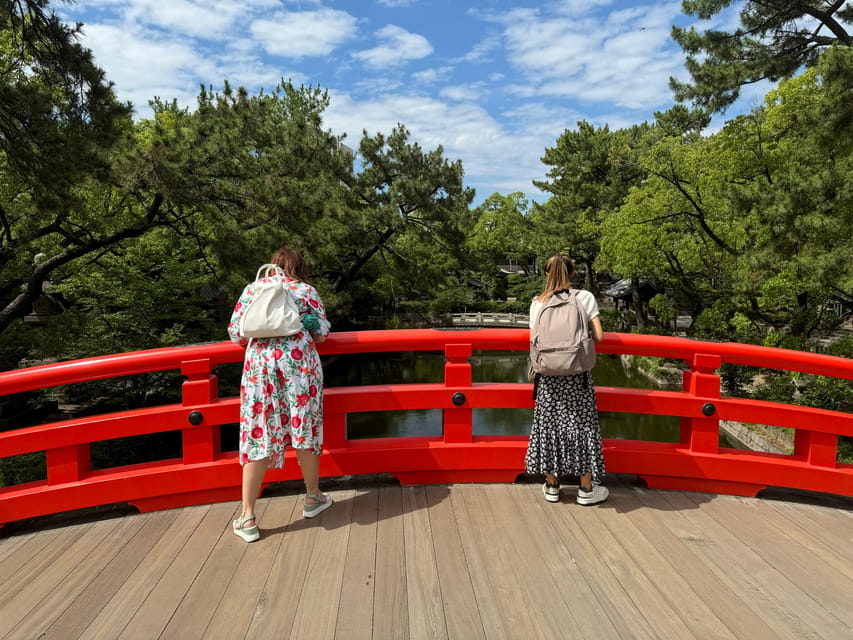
[58,0,769,205]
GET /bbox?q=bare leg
[580,472,592,491]
[296,449,321,503]
[546,473,559,486]
[240,458,269,526]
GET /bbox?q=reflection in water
[323,351,682,442]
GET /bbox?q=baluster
[794,430,838,467]
[181,358,220,464]
[681,353,721,453]
[443,343,472,443]
[46,444,90,485]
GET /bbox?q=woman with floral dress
[227,247,333,542]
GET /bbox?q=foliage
[600,47,853,339]
[532,120,652,292]
[0,0,140,355]
[671,0,853,112]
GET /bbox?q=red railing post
[46,444,90,485]
[681,353,721,453]
[443,343,472,443]
[794,430,838,467]
[323,412,347,449]
[181,358,220,464]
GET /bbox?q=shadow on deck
[2,476,853,639]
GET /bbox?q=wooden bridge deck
[2,477,853,640]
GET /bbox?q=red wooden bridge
[1,329,852,639]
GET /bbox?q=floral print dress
[227,273,331,468]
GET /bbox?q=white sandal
[233,513,260,542]
[303,492,333,518]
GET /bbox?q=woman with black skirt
[525,254,608,505]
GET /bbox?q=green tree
[603,46,853,338]
[319,124,475,318]
[0,0,135,340]
[464,192,535,301]
[533,121,650,293]
[671,0,853,112]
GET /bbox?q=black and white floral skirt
[525,371,605,481]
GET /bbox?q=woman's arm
[590,316,604,342]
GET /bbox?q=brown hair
[536,254,576,302]
[270,247,310,283]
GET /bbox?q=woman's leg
[296,449,321,502]
[546,473,559,486]
[240,458,269,525]
[579,472,592,491]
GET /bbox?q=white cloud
[78,23,215,112]
[412,66,454,84]
[251,9,358,58]
[459,34,501,63]
[439,85,485,102]
[324,91,564,200]
[353,25,433,68]
[498,2,686,110]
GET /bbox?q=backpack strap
[256,263,284,282]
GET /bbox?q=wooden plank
[158,501,266,640]
[202,496,295,640]
[665,491,851,639]
[637,489,804,640]
[765,499,853,564]
[627,487,781,639]
[76,505,210,639]
[530,482,658,640]
[447,485,510,640]
[562,485,699,638]
[334,488,379,640]
[591,489,739,639]
[749,499,853,581]
[401,486,447,640]
[690,493,853,631]
[508,483,622,639]
[454,485,548,638]
[117,502,237,639]
[0,524,85,603]
[372,485,408,640]
[0,517,129,637]
[243,491,325,639]
[289,490,354,640]
[422,486,484,640]
[35,511,179,640]
[478,484,583,638]
[4,515,144,640]
[0,528,38,564]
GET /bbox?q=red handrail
[0,329,851,525]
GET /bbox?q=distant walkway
[2,478,853,639]
[450,312,528,328]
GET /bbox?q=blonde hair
[536,254,576,302]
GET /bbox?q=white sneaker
[576,484,609,506]
[542,482,560,503]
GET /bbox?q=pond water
[323,351,690,443]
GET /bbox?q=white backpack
[529,290,596,377]
[238,264,302,339]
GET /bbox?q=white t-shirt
[529,289,599,329]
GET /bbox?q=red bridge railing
[0,329,851,525]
